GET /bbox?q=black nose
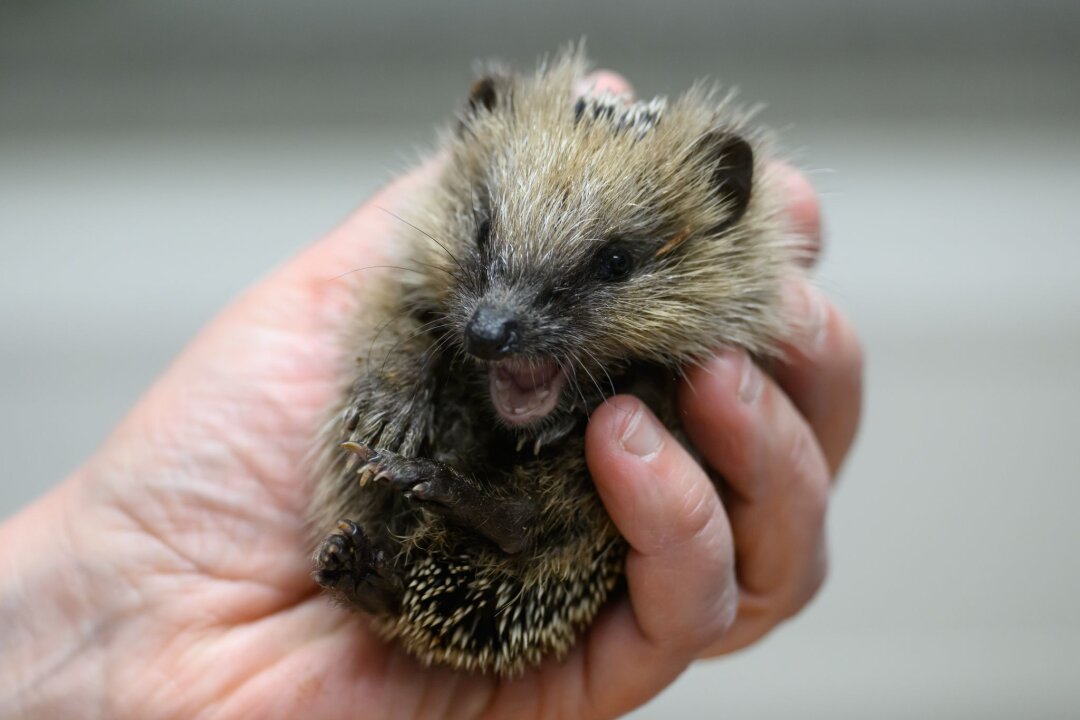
[465,305,520,360]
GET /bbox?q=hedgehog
[308,48,796,675]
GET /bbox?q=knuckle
[669,475,721,549]
[679,361,758,479]
[640,471,735,652]
[710,576,740,638]
[774,429,831,621]
[784,545,830,619]
[655,548,738,654]
[711,423,755,481]
[787,423,830,508]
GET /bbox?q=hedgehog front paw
[313,520,401,615]
[349,448,452,504]
[355,451,535,556]
[340,443,432,497]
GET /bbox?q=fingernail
[737,351,763,404]
[620,404,663,459]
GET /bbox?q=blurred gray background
[2,1,1079,717]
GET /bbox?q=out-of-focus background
[2,1,1078,717]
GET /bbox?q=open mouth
[489,357,566,426]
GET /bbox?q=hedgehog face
[453,232,643,428]
[425,62,779,432]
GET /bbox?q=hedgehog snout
[464,304,521,360]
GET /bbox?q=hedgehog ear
[458,72,512,134]
[696,131,754,233]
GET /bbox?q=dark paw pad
[313,520,402,614]
[313,519,368,590]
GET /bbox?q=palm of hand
[72,170,638,719]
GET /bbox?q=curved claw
[343,442,385,484]
[341,441,375,462]
[336,519,361,535]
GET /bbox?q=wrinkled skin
[0,72,861,720]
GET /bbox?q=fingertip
[682,349,754,407]
[587,393,643,430]
[773,285,863,476]
[574,70,635,100]
[585,394,644,460]
[779,276,830,360]
[769,161,823,265]
[586,395,667,526]
[679,350,758,477]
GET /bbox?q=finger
[574,69,635,100]
[579,396,737,714]
[775,276,864,476]
[679,351,830,654]
[768,160,823,266]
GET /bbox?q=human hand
[587,163,862,669]
[0,71,861,720]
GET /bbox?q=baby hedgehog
[309,49,796,675]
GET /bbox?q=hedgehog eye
[476,219,491,249]
[592,243,634,282]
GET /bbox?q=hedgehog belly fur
[376,537,625,674]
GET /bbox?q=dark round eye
[476,219,491,249]
[593,243,634,281]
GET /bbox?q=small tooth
[513,406,526,415]
[495,377,511,391]
[536,388,550,399]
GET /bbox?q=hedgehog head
[412,50,789,435]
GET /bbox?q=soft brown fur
[308,48,798,675]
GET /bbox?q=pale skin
[0,72,862,719]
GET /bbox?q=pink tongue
[490,360,565,426]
